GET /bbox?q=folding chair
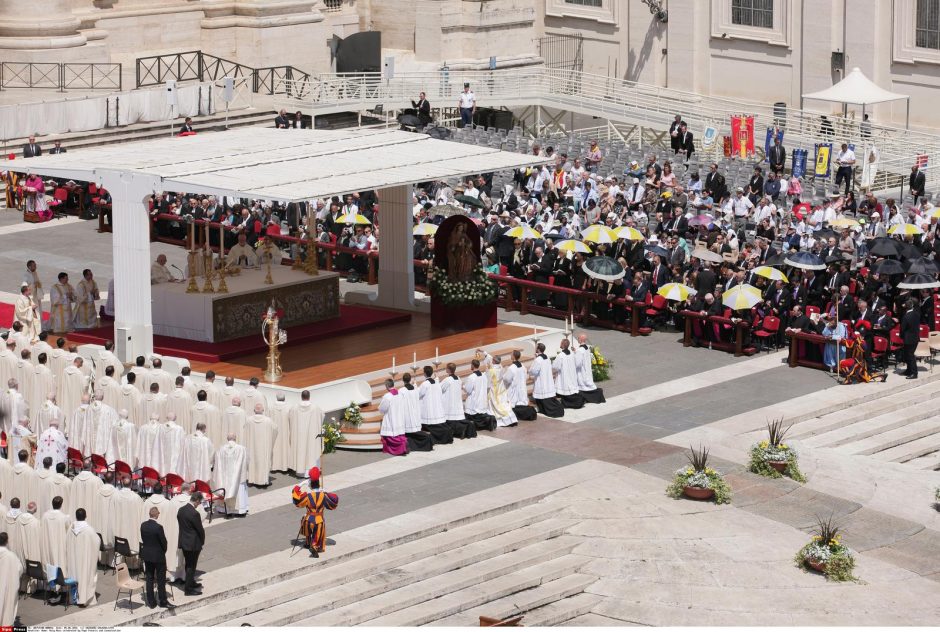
[193,479,227,523]
[23,560,48,604]
[114,563,145,611]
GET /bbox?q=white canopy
[0,127,549,203]
[802,67,909,106]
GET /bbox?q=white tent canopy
[802,67,910,127]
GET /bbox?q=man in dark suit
[49,141,67,154]
[678,123,694,160]
[178,492,206,596]
[411,91,432,127]
[768,137,786,174]
[179,117,194,134]
[756,237,778,265]
[22,135,41,157]
[909,164,926,204]
[704,163,726,202]
[694,263,717,297]
[649,255,671,293]
[140,507,173,608]
[274,108,290,129]
[668,115,685,154]
[900,299,921,378]
[853,299,875,327]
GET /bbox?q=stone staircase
[132,497,594,627]
[754,380,940,471]
[340,345,536,450]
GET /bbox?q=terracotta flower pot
[805,557,827,573]
[768,460,788,473]
[683,485,715,500]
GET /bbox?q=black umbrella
[646,244,669,258]
[897,241,923,260]
[897,273,940,290]
[543,232,564,241]
[815,228,838,241]
[425,126,451,140]
[868,238,902,257]
[397,113,422,128]
[904,257,939,274]
[765,252,789,266]
[583,255,626,282]
[455,194,485,209]
[784,251,826,270]
[874,259,905,275]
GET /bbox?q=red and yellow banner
[730,115,754,159]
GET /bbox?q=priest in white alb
[7,419,35,467]
[201,371,224,411]
[117,374,143,426]
[401,373,434,450]
[166,377,194,433]
[112,485,144,555]
[378,380,409,456]
[148,357,175,395]
[269,393,292,472]
[219,376,242,410]
[463,358,495,432]
[59,357,89,418]
[136,413,164,472]
[222,397,247,441]
[244,403,277,486]
[67,470,103,529]
[67,394,93,453]
[31,356,56,423]
[180,423,213,483]
[40,496,71,587]
[440,363,474,439]
[35,457,56,516]
[419,365,453,444]
[140,382,167,424]
[0,341,18,392]
[0,379,28,437]
[107,409,137,467]
[13,285,41,343]
[213,433,249,516]
[552,339,585,409]
[11,503,41,575]
[48,339,69,379]
[242,377,268,414]
[192,390,223,450]
[159,412,186,476]
[288,390,322,475]
[574,333,606,404]
[529,343,564,418]
[35,418,68,474]
[505,350,537,420]
[12,351,35,415]
[95,341,123,382]
[9,449,37,511]
[97,365,122,409]
[89,391,120,457]
[65,508,99,606]
[0,532,22,626]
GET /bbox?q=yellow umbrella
[929,208,940,219]
[580,224,617,244]
[753,266,788,282]
[339,212,371,225]
[505,225,542,240]
[413,223,438,236]
[721,284,762,311]
[657,283,696,302]
[888,223,923,236]
[829,217,860,229]
[555,239,593,254]
[613,226,645,241]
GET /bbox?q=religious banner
[792,148,808,179]
[764,126,784,157]
[917,153,929,169]
[702,126,718,150]
[722,135,732,158]
[861,144,880,189]
[814,143,832,178]
[730,115,755,159]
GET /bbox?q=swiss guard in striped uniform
[292,467,339,556]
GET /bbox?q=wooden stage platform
[189,315,539,389]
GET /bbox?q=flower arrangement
[935,486,940,506]
[342,402,363,428]
[666,445,732,505]
[794,515,857,582]
[591,345,612,382]
[427,263,497,306]
[255,236,268,249]
[748,418,806,483]
[321,417,346,454]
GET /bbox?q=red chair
[753,315,781,352]
[113,460,135,488]
[644,294,669,330]
[193,479,227,523]
[919,324,930,340]
[67,447,85,475]
[806,305,821,317]
[133,466,161,492]
[0,431,6,453]
[872,336,889,371]
[89,454,110,479]
[163,473,185,498]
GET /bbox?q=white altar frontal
[151,267,340,342]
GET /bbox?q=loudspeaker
[383,56,395,80]
[165,79,177,107]
[222,76,235,103]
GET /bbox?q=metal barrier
[0,62,122,91]
[136,51,310,96]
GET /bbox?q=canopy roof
[802,67,909,106]
[0,127,550,202]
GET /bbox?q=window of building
[916,0,940,49]
[564,0,603,6]
[731,0,774,29]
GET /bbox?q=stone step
[800,405,937,450]
[292,535,581,627]
[786,382,940,441]
[833,415,940,457]
[159,502,562,627]
[364,561,592,627]
[902,450,940,470]
[424,573,597,627]
[513,592,605,627]
[869,429,940,463]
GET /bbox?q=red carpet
[63,304,411,363]
[0,302,49,329]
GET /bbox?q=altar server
[529,343,564,417]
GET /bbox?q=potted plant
[666,445,732,505]
[321,417,346,454]
[795,515,857,582]
[342,401,363,428]
[748,418,806,482]
[935,486,940,510]
[591,345,612,382]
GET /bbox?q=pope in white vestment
[35,422,68,472]
[288,397,322,474]
[244,410,277,486]
[165,386,194,433]
[180,427,213,482]
[213,438,249,515]
[65,518,99,605]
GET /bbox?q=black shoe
[159,602,176,608]
[193,582,203,589]
[184,589,203,596]
[907,375,918,379]
[148,601,157,609]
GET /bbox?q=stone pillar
[98,169,155,363]
[346,184,417,311]
[0,0,85,50]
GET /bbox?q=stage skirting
[151,268,340,342]
[430,299,497,331]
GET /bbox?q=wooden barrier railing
[786,330,832,370]
[679,310,755,357]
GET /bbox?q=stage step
[867,425,940,463]
[508,592,605,627]
[424,573,598,627]
[154,501,563,627]
[832,415,940,457]
[903,450,940,470]
[800,406,938,450]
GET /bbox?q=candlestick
[189,222,195,251]
[413,351,417,365]
[533,326,538,338]
[435,347,439,363]
[392,356,396,373]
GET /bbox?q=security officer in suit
[140,506,173,608]
[177,492,206,596]
[22,135,41,157]
[900,299,922,379]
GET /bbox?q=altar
[150,267,340,342]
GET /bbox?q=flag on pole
[792,148,808,179]
[764,126,784,157]
[702,126,718,150]
[731,115,754,158]
[814,143,832,178]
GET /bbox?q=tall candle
[413,351,417,365]
[435,347,439,363]
[392,356,396,373]
[189,222,195,251]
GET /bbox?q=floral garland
[342,401,363,427]
[427,263,497,306]
[591,345,612,382]
[321,418,346,454]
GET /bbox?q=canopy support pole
[906,98,910,130]
[99,169,156,363]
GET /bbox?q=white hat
[871,212,880,218]
[632,178,640,184]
